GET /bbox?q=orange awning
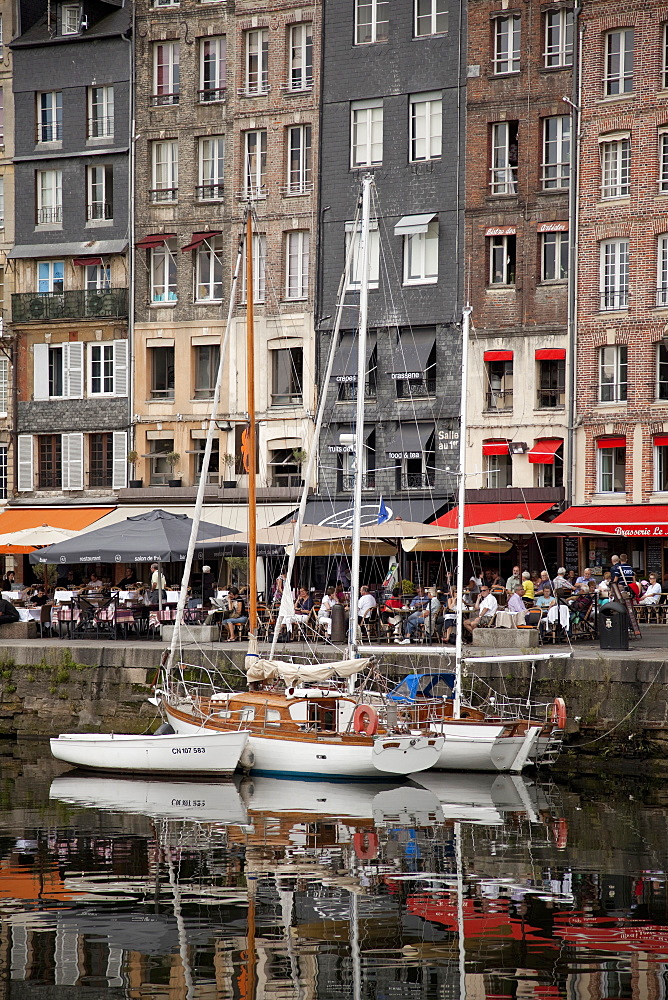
[0,507,114,553]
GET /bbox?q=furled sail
[247,657,372,685]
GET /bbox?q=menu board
[563,537,579,573]
[646,540,663,575]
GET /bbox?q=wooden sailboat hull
[50,730,249,776]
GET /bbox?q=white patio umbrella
[0,524,78,550]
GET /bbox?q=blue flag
[377,497,390,524]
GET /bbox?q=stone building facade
[0,0,16,500]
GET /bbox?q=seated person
[1,570,16,592]
[117,567,138,588]
[295,587,314,622]
[28,586,48,607]
[552,567,574,592]
[0,596,19,625]
[535,585,555,611]
[86,573,104,591]
[538,570,553,593]
[220,587,248,641]
[640,573,662,605]
[381,586,404,634]
[463,585,498,636]
[318,586,339,635]
[409,586,429,610]
[396,587,440,644]
[507,585,527,614]
[441,586,460,643]
[569,584,595,619]
[521,571,534,602]
[357,585,377,624]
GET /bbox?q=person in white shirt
[150,563,166,591]
[552,568,573,591]
[357,586,377,623]
[318,586,338,635]
[640,573,662,605]
[464,586,498,635]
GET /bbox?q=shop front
[552,506,668,580]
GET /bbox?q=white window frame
[37,260,64,294]
[403,219,439,285]
[355,0,389,45]
[658,235,668,306]
[658,343,668,400]
[197,136,224,201]
[153,42,180,105]
[600,239,629,311]
[544,7,573,68]
[150,240,178,303]
[289,23,313,91]
[285,230,310,300]
[542,115,570,189]
[605,28,634,97]
[154,0,178,8]
[489,234,516,285]
[17,435,33,492]
[244,129,267,198]
[0,445,7,500]
[0,15,4,60]
[599,344,628,402]
[493,15,520,74]
[490,121,517,194]
[659,130,668,193]
[195,237,224,302]
[597,445,626,494]
[286,124,312,194]
[0,356,8,417]
[351,99,383,168]
[151,140,178,203]
[345,222,380,291]
[410,91,442,162]
[85,263,111,291]
[485,453,512,488]
[541,231,569,282]
[414,0,447,38]
[245,29,269,95]
[61,4,80,34]
[664,24,668,89]
[654,443,668,492]
[86,164,113,221]
[600,137,630,199]
[199,36,226,103]
[241,233,266,303]
[88,342,115,396]
[0,176,5,230]
[34,341,83,400]
[37,91,62,143]
[88,85,114,139]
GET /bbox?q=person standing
[150,563,167,591]
[611,553,635,586]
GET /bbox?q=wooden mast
[246,208,257,637]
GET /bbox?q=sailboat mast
[454,304,472,719]
[246,209,258,637]
[348,173,373,658]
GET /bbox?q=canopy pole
[158,559,163,614]
[454,304,472,720]
[246,209,258,639]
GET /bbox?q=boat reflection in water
[0,764,661,999]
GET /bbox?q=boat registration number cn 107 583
[171,747,207,754]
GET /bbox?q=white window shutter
[0,357,9,416]
[62,432,84,490]
[17,435,33,491]
[113,339,129,396]
[64,342,84,399]
[61,434,69,489]
[33,343,49,400]
[112,431,127,489]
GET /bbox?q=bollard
[331,602,346,644]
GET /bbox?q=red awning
[181,231,222,253]
[482,440,510,455]
[135,233,177,249]
[536,348,566,360]
[434,501,554,529]
[552,505,668,537]
[597,436,626,449]
[528,438,563,464]
[72,256,103,266]
[655,435,668,447]
[484,350,513,361]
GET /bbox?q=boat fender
[154,722,175,736]
[353,704,379,736]
[353,830,379,860]
[239,746,256,771]
[286,686,296,698]
[551,697,567,730]
[551,817,568,850]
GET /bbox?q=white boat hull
[50,730,249,776]
[429,723,542,773]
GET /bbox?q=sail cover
[247,658,372,684]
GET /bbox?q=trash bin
[331,602,346,644]
[598,600,629,650]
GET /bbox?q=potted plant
[221,453,236,489]
[292,448,308,487]
[127,450,142,489]
[165,451,181,487]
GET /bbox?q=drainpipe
[565,9,582,509]
[123,8,136,469]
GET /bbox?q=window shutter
[64,342,84,399]
[62,432,83,489]
[33,343,49,400]
[17,435,33,491]
[0,356,8,416]
[113,339,128,396]
[112,431,127,489]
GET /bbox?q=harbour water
[0,742,666,999]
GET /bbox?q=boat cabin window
[264,708,281,726]
[239,707,255,722]
[308,699,337,732]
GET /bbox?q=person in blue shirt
[409,586,429,609]
[611,553,635,585]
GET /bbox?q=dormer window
[62,5,80,35]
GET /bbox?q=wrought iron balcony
[341,474,376,491]
[337,380,376,401]
[12,288,128,323]
[399,473,435,490]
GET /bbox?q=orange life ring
[551,697,567,730]
[353,703,379,736]
[551,817,568,850]
[353,830,379,860]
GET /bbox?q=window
[493,15,520,74]
[489,234,516,285]
[38,435,61,488]
[154,0,178,7]
[272,347,303,405]
[660,132,668,193]
[194,344,220,399]
[152,42,180,106]
[0,176,5,229]
[150,440,174,485]
[486,452,512,488]
[490,121,518,194]
[535,444,564,488]
[600,137,630,198]
[345,222,380,290]
[0,89,3,147]
[244,129,267,198]
[287,125,312,194]
[542,116,570,189]
[538,358,566,408]
[605,29,634,96]
[88,344,114,395]
[199,36,226,102]
[664,24,668,89]
[0,356,8,416]
[197,137,224,200]
[351,100,383,168]
[658,235,668,306]
[395,429,435,489]
[599,345,628,402]
[86,263,111,291]
[241,233,266,303]
[37,92,62,143]
[245,29,268,95]
[195,236,224,302]
[597,443,626,494]
[289,24,312,91]
[600,239,629,310]
[486,359,513,411]
[150,347,174,399]
[0,15,4,60]
[269,448,302,488]
[658,343,668,399]
[86,165,113,221]
[89,433,113,489]
[61,4,79,34]
[355,0,388,44]
[403,219,438,285]
[340,431,376,491]
[285,231,309,300]
[410,92,442,161]
[88,86,113,138]
[544,7,573,67]
[654,441,668,492]
[542,231,569,281]
[33,341,84,399]
[193,438,219,486]
[150,239,178,302]
[48,347,63,397]
[37,260,64,294]
[150,141,178,202]
[0,447,7,500]
[414,0,447,37]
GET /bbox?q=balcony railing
[88,117,114,139]
[337,380,375,401]
[490,165,518,195]
[341,474,376,491]
[150,188,178,203]
[486,389,513,411]
[396,378,436,399]
[196,183,224,201]
[87,202,113,221]
[36,206,62,225]
[657,286,668,307]
[600,289,629,311]
[12,288,128,323]
[150,92,179,106]
[37,123,62,143]
[198,87,226,103]
[399,473,435,489]
[537,387,565,408]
